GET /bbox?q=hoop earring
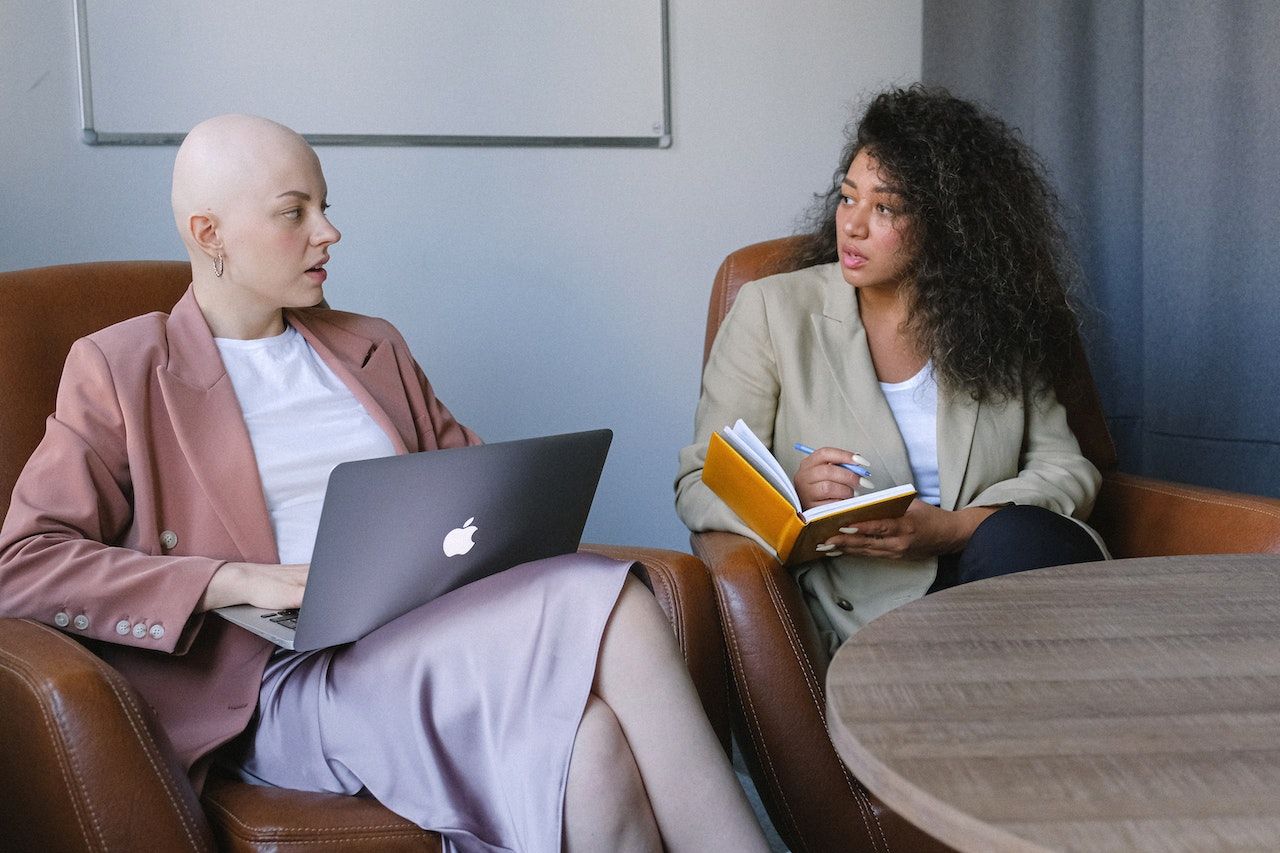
[213,254,224,278]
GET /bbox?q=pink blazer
[0,286,480,783]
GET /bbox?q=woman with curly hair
[676,85,1106,651]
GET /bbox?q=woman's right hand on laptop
[198,562,310,612]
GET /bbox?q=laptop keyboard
[263,609,299,630]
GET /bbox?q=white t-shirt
[215,325,396,564]
[879,362,941,506]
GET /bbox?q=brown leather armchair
[0,261,729,852]
[692,237,1280,853]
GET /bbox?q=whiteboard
[75,0,671,147]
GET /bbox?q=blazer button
[149,624,165,640]
[835,597,854,612]
[73,614,90,630]
[160,530,179,550]
[116,620,131,635]
[54,611,70,627]
[132,623,147,639]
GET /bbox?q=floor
[733,740,788,852]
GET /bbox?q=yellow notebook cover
[702,431,915,565]
[703,432,805,559]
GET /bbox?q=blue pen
[793,443,871,478]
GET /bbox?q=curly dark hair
[791,84,1081,402]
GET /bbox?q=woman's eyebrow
[276,190,311,200]
[842,177,900,196]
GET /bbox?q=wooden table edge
[824,554,1280,852]
[826,664,1054,853]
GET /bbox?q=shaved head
[171,114,320,251]
[173,114,339,339]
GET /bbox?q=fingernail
[839,527,859,535]
[859,478,876,490]
[815,543,836,551]
[826,550,844,557]
[852,453,871,466]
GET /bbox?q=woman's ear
[188,213,222,256]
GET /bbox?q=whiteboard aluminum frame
[74,0,672,149]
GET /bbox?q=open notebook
[703,419,915,565]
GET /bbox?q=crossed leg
[562,575,769,852]
[563,695,661,851]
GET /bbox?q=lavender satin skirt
[229,552,634,853]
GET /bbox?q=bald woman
[0,116,767,853]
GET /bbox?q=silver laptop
[215,429,612,651]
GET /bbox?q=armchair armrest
[581,543,730,752]
[690,532,948,853]
[0,548,730,852]
[201,773,432,853]
[0,617,215,852]
[1093,472,1280,558]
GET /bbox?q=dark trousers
[927,504,1105,594]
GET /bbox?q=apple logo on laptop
[443,517,478,557]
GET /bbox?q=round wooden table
[826,554,1280,853]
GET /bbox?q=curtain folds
[922,0,1280,497]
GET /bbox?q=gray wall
[924,0,1280,498]
[0,1,923,551]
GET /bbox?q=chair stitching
[5,623,212,850]
[203,795,418,836]
[42,623,208,849]
[712,569,804,851]
[851,778,891,853]
[1113,478,1280,520]
[615,552,689,660]
[756,554,888,852]
[759,576,888,853]
[589,550,689,659]
[694,547,735,742]
[218,834,433,847]
[0,655,99,852]
[719,261,736,320]
[102,668,209,850]
[648,557,690,660]
[47,685,109,851]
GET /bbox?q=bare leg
[589,575,770,853]
[562,695,662,852]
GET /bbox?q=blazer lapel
[159,289,278,563]
[936,384,980,511]
[811,272,915,491]
[287,311,413,454]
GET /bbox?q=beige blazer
[675,264,1101,651]
[0,286,480,783]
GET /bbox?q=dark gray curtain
[923,0,1280,498]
